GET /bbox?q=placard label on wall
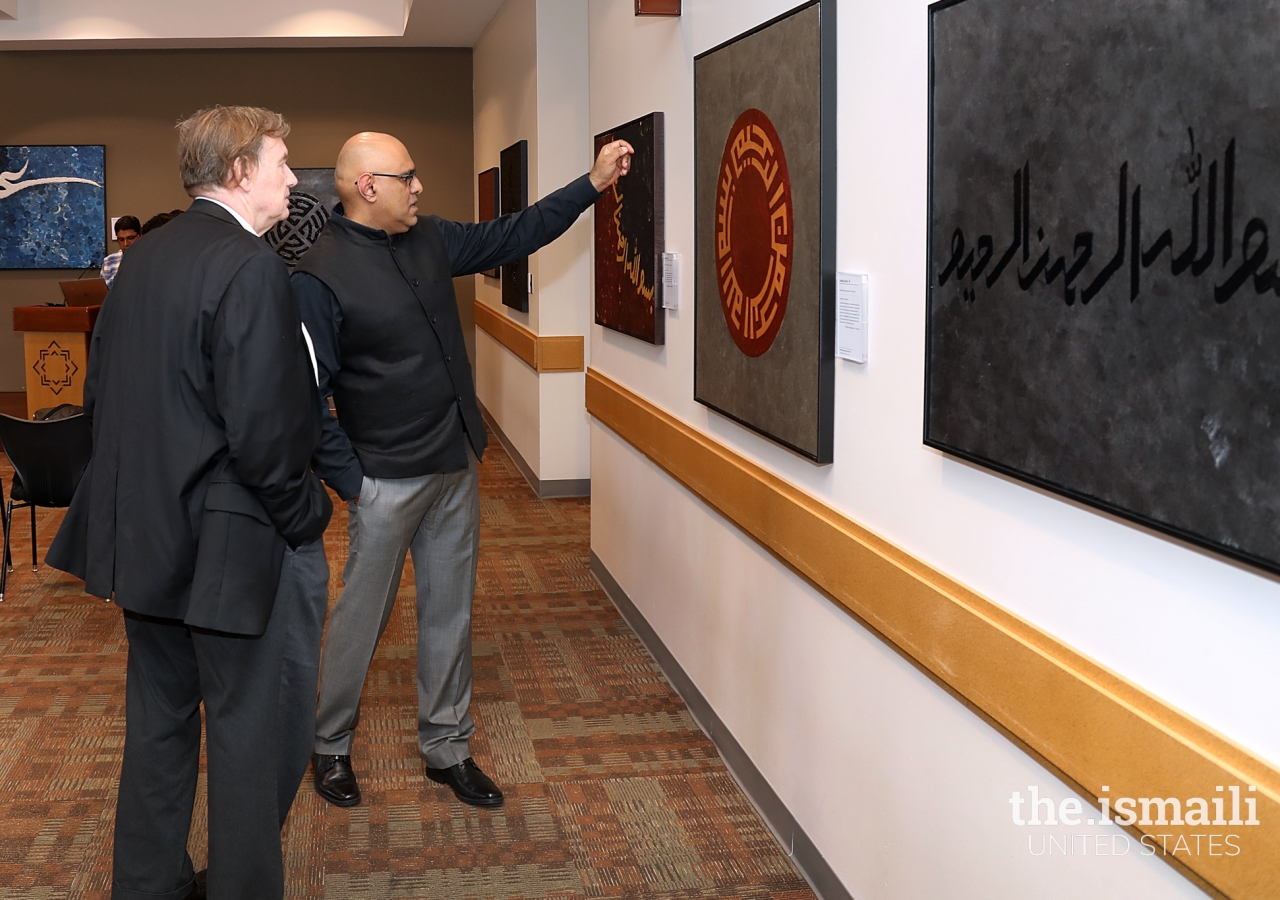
[836,272,868,363]
[662,252,679,310]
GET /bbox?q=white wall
[587,0,1280,897]
[534,0,592,483]
[474,0,542,468]
[473,0,592,484]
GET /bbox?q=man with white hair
[50,106,332,900]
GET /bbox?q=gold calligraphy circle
[714,108,794,358]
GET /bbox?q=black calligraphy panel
[477,167,500,279]
[928,0,1280,573]
[500,140,529,313]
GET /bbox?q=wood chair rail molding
[584,367,1280,900]
[473,300,584,373]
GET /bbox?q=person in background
[99,215,140,288]
[141,208,185,235]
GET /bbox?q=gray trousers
[112,539,329,900]
[314,452,479,768]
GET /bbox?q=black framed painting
[595,111,665,344]
[500,140,529,312]
[0,145,106,270]
[264,168,338,268]
[928,0,1280,574]
[694,0,836,464]
[477,166,500,278]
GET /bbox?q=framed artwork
[500,140,529,312]
[694,0,836,463]
[264,168,338,268]
[477,166,500,278]
[594,111,665,344]
[928,0,1280,574]
[0,145,105,270]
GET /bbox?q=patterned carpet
[0,436,813,899]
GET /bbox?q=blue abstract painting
[0,145,106,269]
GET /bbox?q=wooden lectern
[12,305,100,419]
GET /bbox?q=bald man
[294,132,631,808]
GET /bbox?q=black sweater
[293,174,601,497]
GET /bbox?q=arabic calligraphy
[593,113,664,344]
[611,186,656,303]
[0,161,103,201]
[715,108,793,358]
[937,132,1274,307]
[264,190,330,268]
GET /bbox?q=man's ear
[228,157,251,191]
[229,156,258,192]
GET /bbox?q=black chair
[0,413,92,601]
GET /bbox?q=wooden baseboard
[473,300,584,373]
[585,366,1279,900]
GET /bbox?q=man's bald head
[335,132,423,234]
[335,133,408,201]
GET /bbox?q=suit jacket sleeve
[81,293,116,432]
[212,251,332,547]
[438,174,601,277]
[45,295,114,583]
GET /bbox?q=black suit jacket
[48,199,332,635]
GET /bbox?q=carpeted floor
[0,435,814,899]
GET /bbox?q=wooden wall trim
[473,300,537,369]
[585,367,1280,900]
[537,335,586,373]
[473,300,584,373]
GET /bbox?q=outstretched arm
[442,140,634,277]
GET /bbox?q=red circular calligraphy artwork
[714,108,794,358]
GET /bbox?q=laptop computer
[58,279,109,307]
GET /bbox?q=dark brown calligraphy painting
[594,112,665,344]
[477,166,500,278]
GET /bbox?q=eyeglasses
[359,170,416,187]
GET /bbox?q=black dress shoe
[185,869,206,900]
[313,753,361,807]
[425,757,504,807]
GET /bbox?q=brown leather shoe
[313,753,361,807]
[425,757,504,807]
